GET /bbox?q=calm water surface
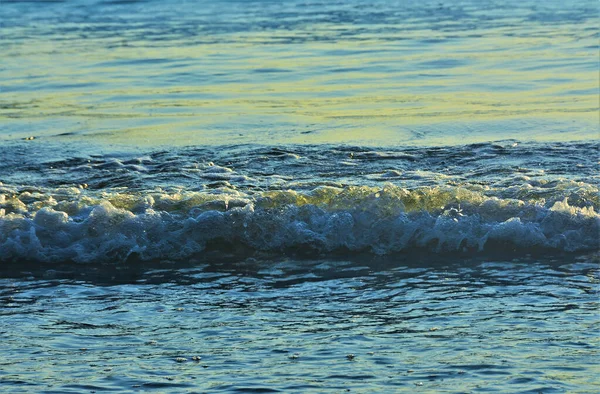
[1,0,598,147]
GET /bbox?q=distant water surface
[1,0,598,147]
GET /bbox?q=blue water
[0,0,599,392]
[1,256,599,393]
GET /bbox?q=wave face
[1,141,598,263]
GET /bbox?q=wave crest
[1,185,598,263]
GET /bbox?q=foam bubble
[0,184,597,263]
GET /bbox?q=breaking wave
[1,184,598,263]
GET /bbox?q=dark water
[1,255,599,393]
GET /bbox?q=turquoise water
[1,0,599,392]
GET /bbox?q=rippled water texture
[1,256,599,393]
[1,142,598,263]
[1,0,598,146]
[1,1,599,392]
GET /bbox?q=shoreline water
[1,253,598,393]
[1,142,598,265]
[1,0,599,391]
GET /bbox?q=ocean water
[1,0,599,392]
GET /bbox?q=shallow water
[1,0,599,392]
[1,255,599,393]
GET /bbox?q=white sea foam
[1,185,597,263]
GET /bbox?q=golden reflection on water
[1,8,598,146]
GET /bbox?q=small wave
[1,185,597,263]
